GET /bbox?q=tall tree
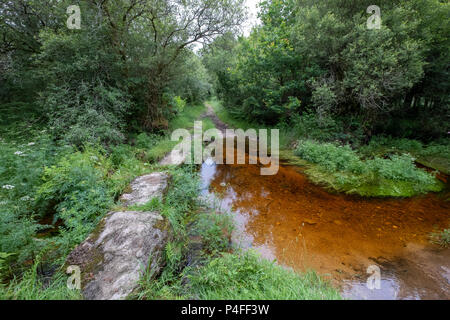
[96,0,246,129]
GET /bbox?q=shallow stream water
[199,145,450,300]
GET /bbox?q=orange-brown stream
[200,147,450,300]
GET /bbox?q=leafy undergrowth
[0,102,208,299]
[0,253,82,300]
[0,140,154,299]
[294,140,443,197]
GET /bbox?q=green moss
[153,217,170,233]
[88,218,107,243]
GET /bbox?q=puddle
[199,146,450,300]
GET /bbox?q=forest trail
[201,103,229,133]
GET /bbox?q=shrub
[294,139,441,196]
[295,140,363,173]
[172,96,187,114]
[284,112,364,146]
[36,148,113,256]
[366,154,434,183]
[42,82,131,147]
[0,135,68,263]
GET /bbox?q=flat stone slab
[120,172,169,207]
[66,211,169,300]
[159,143,187,165]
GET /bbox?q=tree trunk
[143,67,169,131]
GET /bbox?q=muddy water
[200,147,450,300]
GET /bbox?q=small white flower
[14,151,24,156]
[0,201,7,205]
[27,142,35,146]
[20,196,31,201]
[2,185,15,190]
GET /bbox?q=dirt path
[202,103,229,133]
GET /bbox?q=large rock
[66,211,170,300]
[120,172,169,207]
[160,143,187,166]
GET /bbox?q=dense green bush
[295,140,363,173]
[294,139,442,196]
[365,154,431,182]
[360,136,450,174]
[42,82,131,146]
[0,132,151,265]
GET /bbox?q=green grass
[0,253,82,300]
[131,168,341,300]
[137,103,209,163]
[201,117,216,131]
[1,99,342,300]
[192,212,234,256]
[187,251,341,300]
[208,98,259,131]
[0,100,208,297]
[430,228,450,248]
[169,103,207,131]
